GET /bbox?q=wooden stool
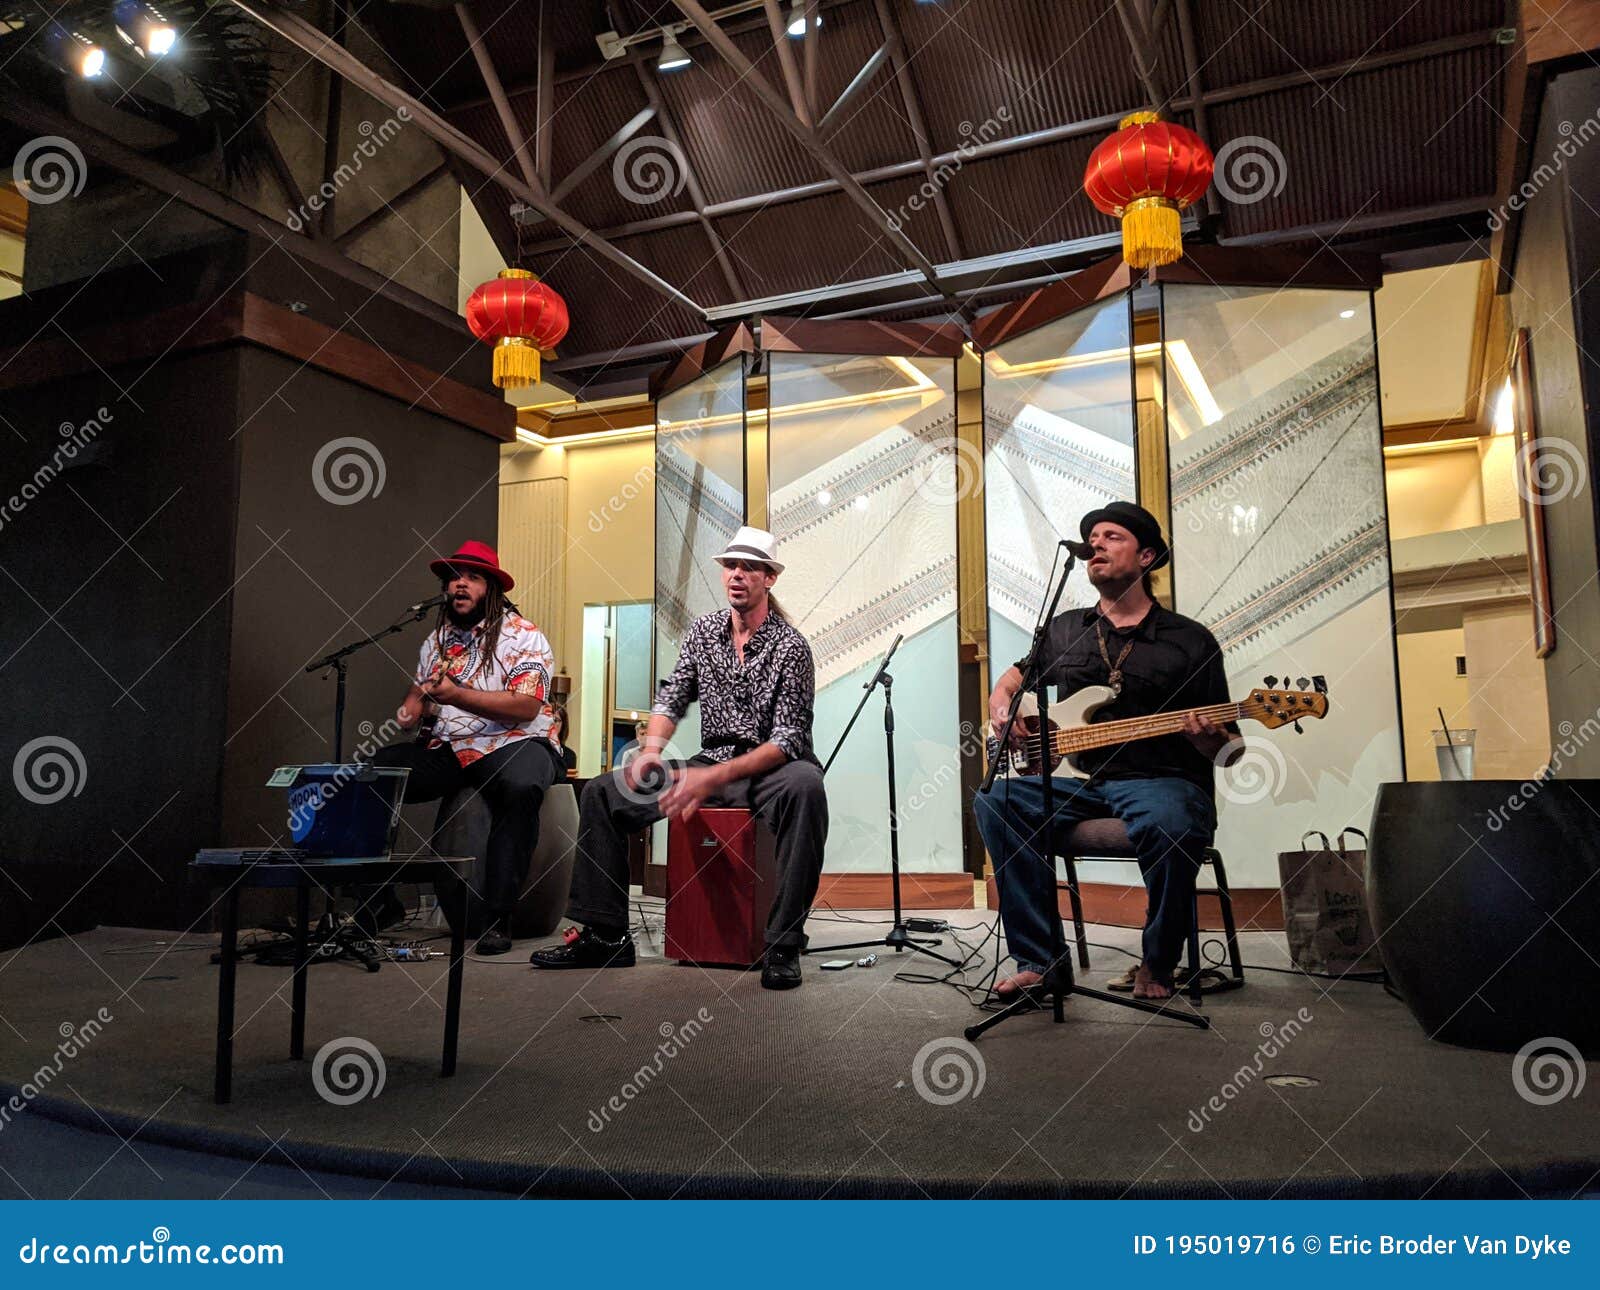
[666,808,776,967]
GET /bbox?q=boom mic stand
[965,544,1208,1040]
[804,633,964,970]
[306,594,444,761]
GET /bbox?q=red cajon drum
[665,808,776,967]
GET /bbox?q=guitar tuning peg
[1263,675,1278,688]
[1312,674,1327,694]
[1293,720,1304,733]
[1296,676,1309,690]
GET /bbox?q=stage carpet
[1,913,1595,1198]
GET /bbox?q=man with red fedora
[370,540,562,955]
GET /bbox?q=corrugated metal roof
[365,0,1507,379]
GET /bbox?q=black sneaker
[529,926,636,970]
[760,945,802,991]
[474,927,513,956]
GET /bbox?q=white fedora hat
[711,526,784,573]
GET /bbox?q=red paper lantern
[1083,112,1214,268]
[465,268,570,389]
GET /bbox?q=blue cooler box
[268,764,410,858]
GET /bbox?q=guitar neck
[1051,700,1257,756]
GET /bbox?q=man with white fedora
[531,527,828,989]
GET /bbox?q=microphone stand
[306,598,440,761]
[965,545,1208,1040]
[805,633,964,969]
[294,597,440,971]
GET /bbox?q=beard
[445,598,487,628]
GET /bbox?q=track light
[113,0,177,57]
[657,27,691,71]
[786,0,820,38]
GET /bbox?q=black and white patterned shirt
[653,609,817,764]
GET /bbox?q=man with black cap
[974,501,1240,1001]
[530,527,828,991]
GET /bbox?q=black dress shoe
[760,945,802,991]
[474,928,513,955]
[528,926,636,970]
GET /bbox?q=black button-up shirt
[653,609,817,765]
[1019,604,1234,793]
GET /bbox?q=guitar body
[999,686,1119,779]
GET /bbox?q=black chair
[1055,817,1244,1006]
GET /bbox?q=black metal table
[189,853,471,1104]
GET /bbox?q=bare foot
[995,970,1044,998]
[1133,963,1175,1000]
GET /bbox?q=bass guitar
[987,676,1329,778]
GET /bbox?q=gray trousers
[567,754,829,948]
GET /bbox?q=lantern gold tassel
[492,337,540,389]
[1120,196,1183,269]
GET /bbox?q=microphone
[407,593,448,614]
[1061,539,1095,560]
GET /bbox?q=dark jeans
[973,774,1216,976]
[567,754,829,949]
[371,737,561,922]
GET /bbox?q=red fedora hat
[429,540,514,592]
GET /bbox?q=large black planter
[1368,779,1600,1054]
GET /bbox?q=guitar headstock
[1247,675,1329,729]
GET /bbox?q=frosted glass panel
[654,357,746,757]
[984,296,1136,674]
[767,352,962,872]
[1163,284,1402,883]
[613,603,653,712]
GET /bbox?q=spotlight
[46,23,106,77]
[1339,308,1355,319]
[786,0,820,38]
[657,28,691,71]
[113,0,177,57]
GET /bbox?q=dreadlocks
[432,579,510,686]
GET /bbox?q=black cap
[1079,500,1171,571]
